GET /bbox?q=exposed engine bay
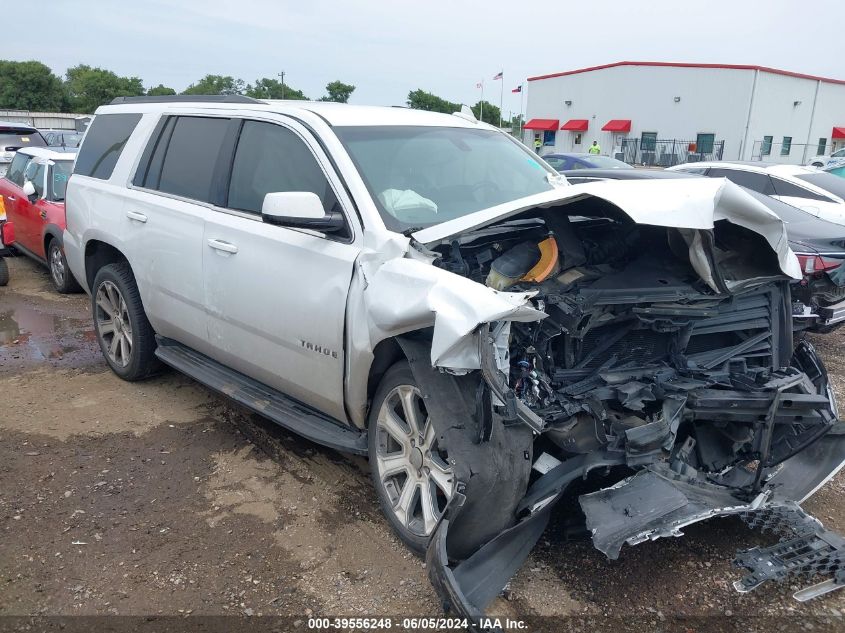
[414,194,845,627]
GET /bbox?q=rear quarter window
[74,113,142,180]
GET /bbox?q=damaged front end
[411,180,845,625]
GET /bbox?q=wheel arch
[42,224,64,256]
[84,239,131,290]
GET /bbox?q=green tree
[146,84,176,96]
[65,65,144,112]
[0,60,67,111]
[471,100,501,126]
[406,89,458,114]
[320,80,355,103]
[181,75,245,96]
[245,78,307,100]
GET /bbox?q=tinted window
[228,121,338,214]
[156,117,230,202]
[794,173,845,200]
[708,168,774,194]
[75,113,142,179]
[6,152,32,187]
[32,162,47,197]
[0,130,46,150]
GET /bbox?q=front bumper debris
[735,501,845,601]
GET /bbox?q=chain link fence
[618,138,725,167]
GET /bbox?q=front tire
[92,262,159,381]
[368,362,456,555]
[47,238,81,293]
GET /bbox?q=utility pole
[278,71,285,99]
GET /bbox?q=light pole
[278,71,285,99]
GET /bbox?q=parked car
[563,169,845,332]
[41,129,84,149]
[0,147,81,292]
[807,146,845,169]
[668,161,845,226]
[543,152,633,171]
[65,97,845,621]
[0,121,47,178]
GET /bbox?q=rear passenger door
[128,115,233,354]
[201,117,360,422]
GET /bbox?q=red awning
[561,119,589,131]
[601,119,632,132]
[833,127,845,139]
[524,118,560,131]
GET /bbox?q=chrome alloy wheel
[95,280,133,367]
[374,385,455,537]
[49,244,65,287]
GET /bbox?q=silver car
[63,97,845,623]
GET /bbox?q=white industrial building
[522,61,845,166]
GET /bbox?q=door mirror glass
[261,191,345,233]
[22,180,37,199]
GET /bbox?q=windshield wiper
[401,226,425,236]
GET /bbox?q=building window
[761,136,773,156]
[781,136,792,156]
[641,132,657,152]
[543,130,556,146]
[696,133,715,154]
[574,133,582,145]
[818,138,827,155]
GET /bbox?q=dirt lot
[2,254,845,630]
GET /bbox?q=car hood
[412,178,802,280]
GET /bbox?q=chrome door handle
[6,195,16,201]
[207,239,238,254]
[126,210,148,223]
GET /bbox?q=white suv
[64,97,845,617]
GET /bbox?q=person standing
[534,136,542,153]
[588,140,601,155]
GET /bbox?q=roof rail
[109,95,262,105]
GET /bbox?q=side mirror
[22,180,37,200]
[261,191,345,233]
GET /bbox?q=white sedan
[807,146,845,169]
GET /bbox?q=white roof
[17,146,77,161]
[0,120,38,130]
[97,99,487,129]
[671,161,818,177]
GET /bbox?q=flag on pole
[492,71,503,80]
[511,85,522,93]
[476,81,483,89]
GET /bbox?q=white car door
[202,117,360,421]
[125,114,234,354]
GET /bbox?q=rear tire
[92,262,159,381]
[0,257,8,286]
[47,238,82,294]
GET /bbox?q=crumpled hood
[412,177,802,281]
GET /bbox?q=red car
[0,147,81,292]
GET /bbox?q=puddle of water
[0,301,97,365]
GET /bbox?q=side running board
[154,337,368,455]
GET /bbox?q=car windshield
[796,172,845,199]
[585,155,633,169]
[0,131,47,150]
[334,126,557,231]
[50,160,73,201]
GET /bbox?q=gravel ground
[1,254,844,631]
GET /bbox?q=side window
[708,168,774,194]
[227,120,340,216]
[154,117,230,202]
[23,159,40,189]
[75,113,142,180]
[6,153,32,187]
[770,177,833,202]
[544,156,563,169]
[32,163,47,197]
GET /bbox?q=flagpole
[480,81,484,123]
[499,72,504,128]
[520,82,525,139]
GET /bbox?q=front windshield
[335,126,557,231]
[797,172,845,200]
[50,160,72,201]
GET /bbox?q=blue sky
[6,0,843,116]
